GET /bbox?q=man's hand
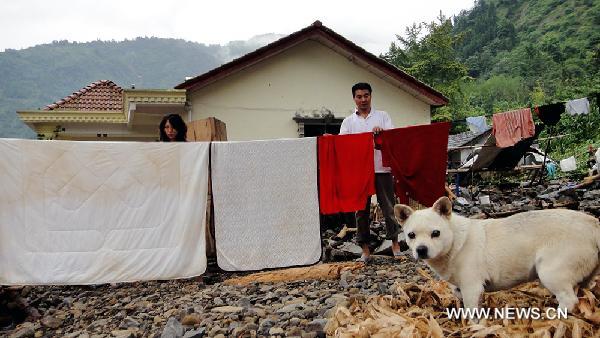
[372,126,383,134]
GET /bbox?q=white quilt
[0,139,209,285]
[211,138,321,271]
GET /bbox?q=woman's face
[164,120,178,141]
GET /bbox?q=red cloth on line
[381,122,451,207]
[492,108,535,148]
[318,133,375,214]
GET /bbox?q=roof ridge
[175,21,448,106]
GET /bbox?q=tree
[382,13,469,122]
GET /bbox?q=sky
[0,0,475,55]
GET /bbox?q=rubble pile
[452,177,600,218]
[1,259,427,338]
[321,176,600,262]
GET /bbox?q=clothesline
[449,94,596,125]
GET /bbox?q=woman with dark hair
[159,114,187,142]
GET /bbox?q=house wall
[188,40,431,141]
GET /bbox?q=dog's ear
[432,196,452,218]
[394,204,414,224]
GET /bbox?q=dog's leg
[452,286,462,300]
[447,283,462,300]
[459,281,484,322]
[538,265,579,312]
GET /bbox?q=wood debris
[224,262,364,286]
[326,269,600,337]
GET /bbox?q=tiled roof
[448,127,491,149]
[44,80,123,111]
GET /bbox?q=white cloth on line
[559,156,577,172]
[0,139,209,285]
[565,97,590,115]
[466,116,488,133]
[211,138,321,271]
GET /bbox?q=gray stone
[258,319,275,336]
[277,303,305,314]
[8,322,35,338]
[119,316,140,329]
[182,328,205,338]
[305,318,328,333]
[211,306,243,313]
[41,315,63,329]
[269,327,285,335]
[160,317,184,338]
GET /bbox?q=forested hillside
[454,0,599,98]
[0,36,279,138]
[383,0,599,169]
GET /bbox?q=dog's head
[394,197,454,260]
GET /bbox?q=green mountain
[453,0,599,96]
[0,36,281,138]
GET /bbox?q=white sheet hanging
[565,97,590,115]
[0,139,209,285]
[559,156,577,172]
[211,138,321,271]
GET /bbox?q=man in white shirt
[339,82,402,262]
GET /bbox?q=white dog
[394,197,600,313]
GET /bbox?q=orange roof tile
[44,80,124,111]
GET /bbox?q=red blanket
[318,133,375,214]
[492,108,535,147]
[380,122,450,207]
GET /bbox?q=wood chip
[327,275,600,337]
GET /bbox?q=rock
[182,328,205,338]
[277,303,305,314]
[87,318,110,331]
[111,329,138,338]
[269,327,285,335]
[181,314,201,326]
[160,317,184,338]
[211,306,243,313]
[258,319,275,336]
[335,242,363,256]
[9,322,35,338]
[305,318,328,333]
[247,307,266,317]
[119,316,140,329]
[41,315,62,329]
[287,326,303,336]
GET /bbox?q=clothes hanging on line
[380,122,451,207]
[211,138,321,271]
[0,139,211,285]
[565,97,590,115]
[559,156,577,172]
[466,116,488,133]
[534,102,564,126]
[317,133,375,214]
[492,108,535,148]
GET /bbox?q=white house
[175,21,448,141]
